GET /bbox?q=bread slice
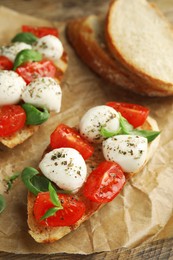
[106,0,173,96]
[67,15,170,97]
[0,51,68,148]
[27,116,160,243]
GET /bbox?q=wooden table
[0,0,173,259]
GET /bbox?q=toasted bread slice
[27,116,160,243]
[0,51,68,148]
[67,15,170,97]
[106,0,173,96]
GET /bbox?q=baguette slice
[27,116,160,243]
[106,0,173,96]
[0,51,68,148]
[67,15,169,96]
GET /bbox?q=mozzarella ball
[39,148,87,193]
[79,105,120,143]
[33,35,63,60]
[22,77,62,112]
[0,42,32,62]
[0,70,26,105]
[102,135,148,173]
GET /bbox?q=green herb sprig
[100,114,160,142]
[40,183,63,221]
[5,172,20,192]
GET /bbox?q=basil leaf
[100,126,121,138]
[40,207,59,221]
[31,175,50,192]
[11,32,38,44]
[131,129,160,142]
[49,182,63,209]
[120,115,133,134]
[0,194,6,214]
[13,49,42,70]
[120,115,160,142]
[21,167,41,196]
[22,103,50,125]
[5,172,20,192]
[40,183,63,221]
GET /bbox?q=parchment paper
[0,5,173,255]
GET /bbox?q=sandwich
[21,102,160,243]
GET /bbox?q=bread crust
[27,116,160,243]
[67,16,171,97]
[106,0,173,96]
[0,51,68,148]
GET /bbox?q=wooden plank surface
[0,0,173,259]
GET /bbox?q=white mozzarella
[0,70,26,105]
[102,135,148,173]
[39,148,87,193]
[22,77,62,112]
[33,35,63,60]
[79,105,120,143]
[0,42,32,62]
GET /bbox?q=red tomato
[22,25,59,38]
[83,161,125,203]
[106,101,149,128]
[50,124,94,160]
[34,192,86,227]
[16,60,57,84]
[0,56,13,70]
[0,105,26,137]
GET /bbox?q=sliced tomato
[0,105,26,137]
[16,60,57,84]
[106,101,149,128]
[22,25,59,38]
[34,192,86,227]
[83,161,125,203]
[0,56,13,70]
[50,124,94,160]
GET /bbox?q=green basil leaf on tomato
[0,194,6,214]
[22,103,50,125]
[40,207,60,221]
[120,115,160,142]
[13,49,42,70]
[40,183,63,220]
[11,32,38,44]
[83,161,126,203]
[34,192,86,227]
[48,182,63,208]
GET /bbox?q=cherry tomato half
[106,102,149,128]
[16,60,57,84]
[0,105,26,137]
[0,56,13,70]
[50,124,94,160]
[83,161,125,203]
[22,25,59,38]
[34,192,86,227]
